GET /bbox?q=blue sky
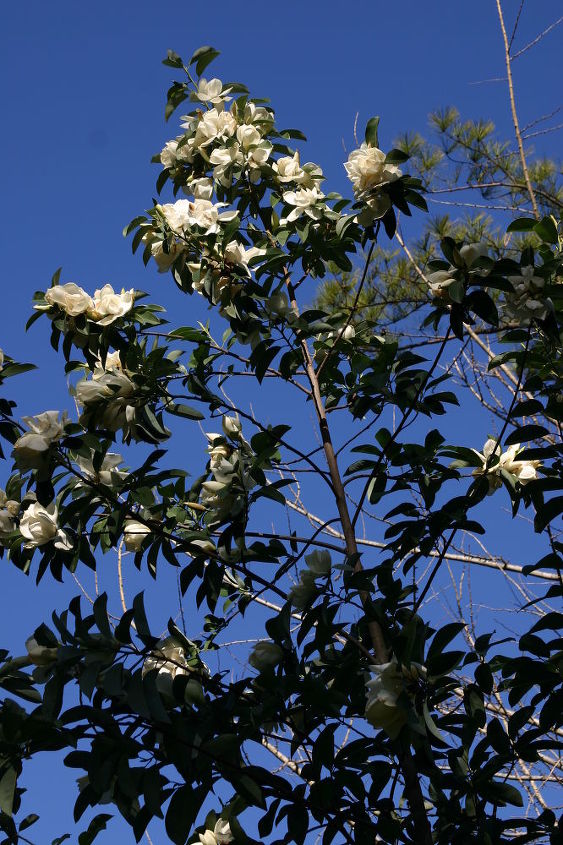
[1,1,562,842]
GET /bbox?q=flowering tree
[0,38,562,845]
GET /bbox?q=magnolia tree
[0,40,562,845]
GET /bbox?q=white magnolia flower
[38,282,94,317]
[427,242,489,297]
[282,187,326,224]
[243,102,273,131]
[344,143,402,195]
[249,641,283,671]
[88,284,134,326]
[160,137,193,168]
[265,290,290,317]
[236,124,261,150]
[143,636,207,702]
[222,414,243,439]
[274,152,305,184]
[189,177,214,200]
[123,520,150,552]
[305,549,332,575]
[472,439,541,492]
[14,411,68,469]
[20,502,71,550]
[506,265,548,323]
[365,659,426,739]
[25,636,58,666]
[160,199,237,236]
[144,236,185,273]
[191,78,231,105]
[75,451,125,487]
[246,141,272,178]
[76,365,136,431]
[0,496,17,538]
[289,570,318,609]
[209,144,244,187]
[187,107,237,149]
[198,820,233,845]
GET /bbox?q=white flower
[282,187,326,224]
[209,144,244,187]
[472,438,541,492]
[274,152,305,184]
[160,137,193,168]
[88,284,134,326]
[236,124,261,150]
[123,520,150,552]
[143,636,207,702]
[459,242,489,268]
[289,570,318,609]
[243,102,274,131]
[76,366,135,431]
[189,177,214,200]
[25,636,58,666]
[20,502,71,550]
[365,659,426,739]
[191,78,231,105]
[144,236,185,272]
[344,143,402,195]
[249,641,283,671]
[265,291,290,317]
[0,498,16,538]
[246,141,272,177]
[38,283,94,317]
[305,549,331,575]
[187,107,237,149]
[506,265,548,323]
[427,242,489,298]
[75,451,125,487]
[160,199,237,237]
[13,411,68,469]
[222,414,243,439]
[198,820,233,845]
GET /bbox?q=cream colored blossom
[344,143,402,195]
[142,636,190,698]
[14,411,68,469]
[88,284,134,326]
[19,502,71,550]
[209,144,244,187]
[123,520,150,552]
[472,439,541,492]
[236,124,261,149]
[191,78,231,105]
[25,636,58,666]
[186,107,237,149]
[160,199,237,236]
[282,187,326,224]
[222,414,243,439]
[265,291,290,317]
[160,137,193,168]
[274,152,305,184]
[427,243,489,297]
[365,659,426,739]
[198,820,233,845]
[75,451,125,487]
[243,102,273,131]
[39,282,94,317]
[506,265,548,323]
[189,177,214,200]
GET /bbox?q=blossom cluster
[505,264,550,323]
[13,410,68,470]
[344,142,402,224]
[365,658,426,739]
[200,414,255,525]
[75,352,137,434]
[142,636,206,705]
[472,438,541,493]
[36,283,134,325]
[196,819,233,845]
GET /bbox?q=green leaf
[166,402,204,420]
[165,784,205,845]
[189,46,220,76]
[506,217,536,233]
[504,424,548,446]
[0,766,16,816]
[534,496,563,532]
[533,216,558,244]
[385,148,410,164]
[484,781,523,808]
[427,622,466,662]
[364,116,380,148]
[78,814,112,845]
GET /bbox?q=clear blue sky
[1,1,561,842]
